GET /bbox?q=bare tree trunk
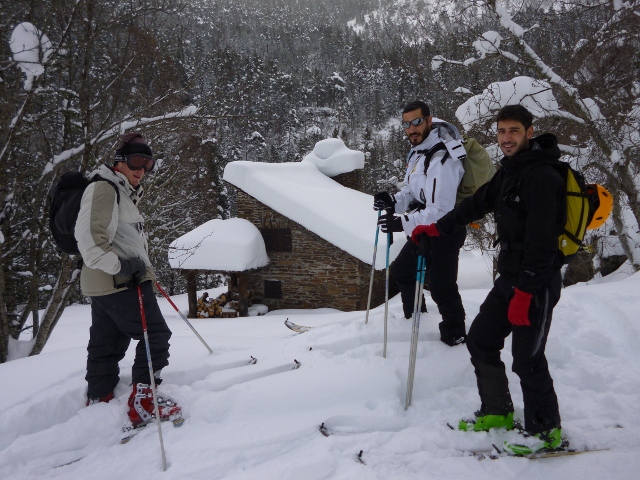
[30,257,80,356]
[0,258,10,363]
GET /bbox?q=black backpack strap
[417,142,449,175]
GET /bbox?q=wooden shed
[222,139,405,312]
[168,218,269,318]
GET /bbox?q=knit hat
[114,132,152,163]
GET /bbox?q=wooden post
[185,270,198,318]
[238,274,249,317]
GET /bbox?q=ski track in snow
[1,259,640,479]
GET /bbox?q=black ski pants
[86,281,171,399]
[389,226,466,336]
[466,271,562,434]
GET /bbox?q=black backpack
[48,171,119,255]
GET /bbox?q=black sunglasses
[120,154,155,172]
[402,117,426,129]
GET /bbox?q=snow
[472,31,502,58]
[168,218,269,272]
[223,160,404,269]
[7,336,36,362]
[300,138,365,177]
[10,22,53,91]
[1,252,640,479]
[455,76,582,130]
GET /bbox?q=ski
[469,443,608,460]
[284,319,313,333]
[120,416,185,444]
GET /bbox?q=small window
[264,279,283,298]
[260,228,292,252]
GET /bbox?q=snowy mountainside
[1,253,639,479]
[347,0,461,35]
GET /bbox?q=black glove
[118,257,146,279]
[373,191,395,211]
[377,211,403,233]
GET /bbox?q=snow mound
[301,138,364,177]
[168,218,269,271]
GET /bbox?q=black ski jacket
[437,133,566,293]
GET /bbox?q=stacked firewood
[196,290,256,318]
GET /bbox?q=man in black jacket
[412,105,566,454]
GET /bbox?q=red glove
[508,288,533,326]
[411,224,440,243]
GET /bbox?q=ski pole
[383,227,393,358]
[405,234,428,410]
[365,210,382,324]
[156,282,213,354]
[137,284,168,471]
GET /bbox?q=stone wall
[234,188,387,311]
[331,169,362,192]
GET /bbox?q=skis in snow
[320,421,607,462]
[284,318,313,333]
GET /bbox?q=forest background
[1,0,638,361]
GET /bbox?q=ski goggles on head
[117,153,155,172]
[402,117,426,129]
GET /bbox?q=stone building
[222,139,404,312]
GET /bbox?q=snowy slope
[1,253,639,479]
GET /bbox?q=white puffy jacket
[75,165,155,296]
[394,121,466,236]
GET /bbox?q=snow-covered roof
[223,161,405,269]
[168,218,269,271]
[300,138,364,177]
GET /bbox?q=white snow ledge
[168,218,269,272]
[301,138,364,177]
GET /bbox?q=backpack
[457,136,496,205]
[524,161,612,264]
[48,171,120,255]
[418,132,496,204]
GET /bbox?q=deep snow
[1,251,639,479]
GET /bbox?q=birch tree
[433,0,640,270]
[0,0,200,361]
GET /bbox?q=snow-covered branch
[455,77,584,131]
[41,106,200,178]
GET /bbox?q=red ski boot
[86,391,115,406]
[127,383,182,427]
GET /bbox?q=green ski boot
[458,411,515,432]
[503,427,564,455]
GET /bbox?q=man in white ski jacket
[374,100,467,346]
[76,132,181,427]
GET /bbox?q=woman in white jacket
[76,132,180,427]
